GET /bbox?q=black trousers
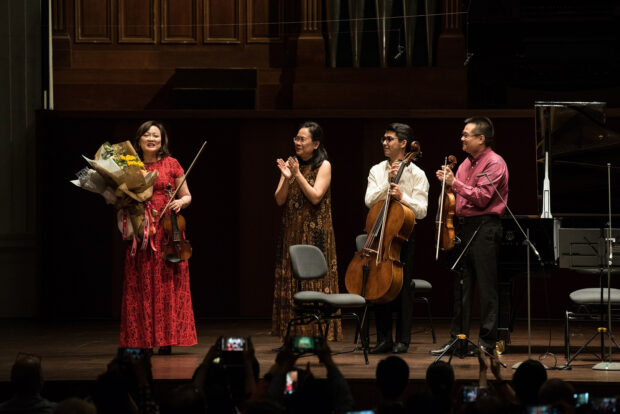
[449,215,502,348]
[373,237,416,345]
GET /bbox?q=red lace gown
[120,156,198,348]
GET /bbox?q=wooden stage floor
[3,318,620,389]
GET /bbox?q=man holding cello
[365,123,429,354]
[431,116,509,356]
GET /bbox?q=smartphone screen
[591,397,617,413]
[284,370,298,395]
[292,336,318,353]
[525,405,556,414]
[124,348,144,359]
[574,392,589,408]
[461,386,487,402]
[222,337,246,351]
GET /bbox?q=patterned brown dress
[272,162,343,340]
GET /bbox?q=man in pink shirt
[431,116,509,356]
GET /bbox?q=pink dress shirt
[452,147,509,217]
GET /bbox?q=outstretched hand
[202,337,223,365]
[314,337,333,366]
[489,351,503,381]
[274,337,298,372]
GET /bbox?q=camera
[221,337,247,352]
[283,369,298,395]
[461,386,488,402]
[291,336,320,353]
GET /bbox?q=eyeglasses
[461,133,482,139]
[293,136,310,143]
[379,136,398,143]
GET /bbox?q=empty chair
[286,244,368,364]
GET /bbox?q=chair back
[355,234,367,252]
[289,245,328,281]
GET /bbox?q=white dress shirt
[364,160,429,220]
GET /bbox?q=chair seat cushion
[411,279,432,292]
[570,288,620,305]
[322,293,366,307]
[294,291,327,303]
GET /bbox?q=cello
[434,155,457,260]
[344,142,421,304]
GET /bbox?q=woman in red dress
[120,121,197,354]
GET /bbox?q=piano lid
[535,101,620,216]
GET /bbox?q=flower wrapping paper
[72,141,158,241]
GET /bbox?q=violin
[344,142,422,304]
[434,155,457,260]
[162,185,192,263]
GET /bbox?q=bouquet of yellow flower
[72,141,158,244]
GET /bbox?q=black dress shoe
[392,342,409,353]
[158,346,172,355]
[430,342,453,356]
[369,340,394,354]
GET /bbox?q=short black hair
[512,359,547,406]
[385,122,414,152]
[464,116,495,148]
[376,356,409,399]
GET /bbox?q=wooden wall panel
[75,0,112,43]
[119,0,156,43]
[161,0,198,43]
[52,0,66,33]
[204,0,241,43]
[247,0,282,43]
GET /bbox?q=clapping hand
[277,158,292,179]
[287,157,300,177]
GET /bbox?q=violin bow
[159,140,207,221]
[435,157,448,261]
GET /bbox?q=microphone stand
[477,173,543,369]
[592,163,620,370]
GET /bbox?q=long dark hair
[133,120,171,159]
[297,121,328,170]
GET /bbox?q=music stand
[559,227,620,369]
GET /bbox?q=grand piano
[497,101,620,346]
